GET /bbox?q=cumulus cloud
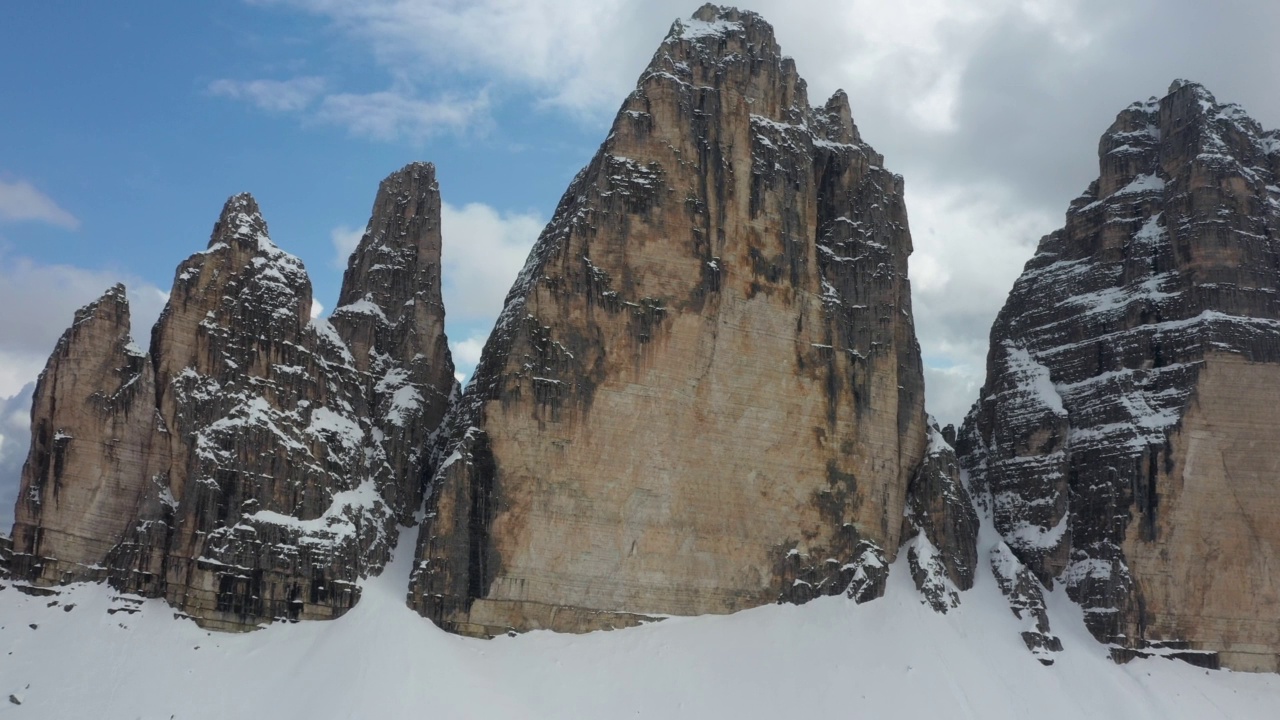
[449,334,487,383]
[0,382,34,531]
[207,76,326,113]
[906,179,1057,424]
[0,384,34,530]
[0,252,168,397]
[439,201,542,325]
[0,179,80,230]
[330,225,364,270]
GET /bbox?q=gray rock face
[901,421,979,613]
[959,81,1280,670]
[408,4,927,637]
[989,542,1062,665]
[329,162,457,523]
[9,164,455,630]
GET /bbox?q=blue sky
[3,1,1280,527]
[1,2,600,338]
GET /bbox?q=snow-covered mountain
[960,79,1280,672]
[3,5,1280,717]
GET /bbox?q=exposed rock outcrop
[990,541,1063,665]
[959,81,1280,670]
[9,164,455,630]
[409,5,927,637]
[9,285,161,586]
[901,421,978,613]
[329,163,456,522]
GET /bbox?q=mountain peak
[210,191,270,251]
[962,80,1280,672]
[663,4,781,61]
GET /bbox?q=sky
[2,1,1279,527]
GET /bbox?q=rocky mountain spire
[9,285,162,585]
[408,5,929,637]
[330,161,456,521]
[959,81,1280,671]
[10,170,456,631]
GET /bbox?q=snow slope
[2,524,1278,719]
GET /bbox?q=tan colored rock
[9,285,163,585]
[409,5,927,637]
[1122,353,1280,672]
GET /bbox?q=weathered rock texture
[329,163,456,522]
[8,285,159,585]
[9,163,454,630]
[959,81,1280,670]
[409,5,927,637]
[901,421,978,613]
[990,541,1063,666]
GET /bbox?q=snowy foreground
[3,526,1278,720]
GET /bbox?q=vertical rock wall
[960,81,1280,670]
[10,286,163,585]
[409,5,928,637]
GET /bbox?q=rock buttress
[409,5,927,637]
[117,193,390,629]
[9,285,164,585]
[959,81,1280,671]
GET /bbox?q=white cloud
[241,0,1280,426]
[449,334,487,384]
[316,88,491,142]
[207,76,327,113]
[330,225,364,269]
[451,336,484,367]
[209,72,491,143]
[0,252,168,397]
[310,299,324,319]
[906,180,1055,426]
[0,179,80,230]
[439,201,542,324]
[0,382,34,531]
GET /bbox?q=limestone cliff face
[329,162,457,523]
[122,193,389,629]
[9,286,162,585]
[10,164,455,630]
[409,5,927,637]
[959,81,1280,670]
